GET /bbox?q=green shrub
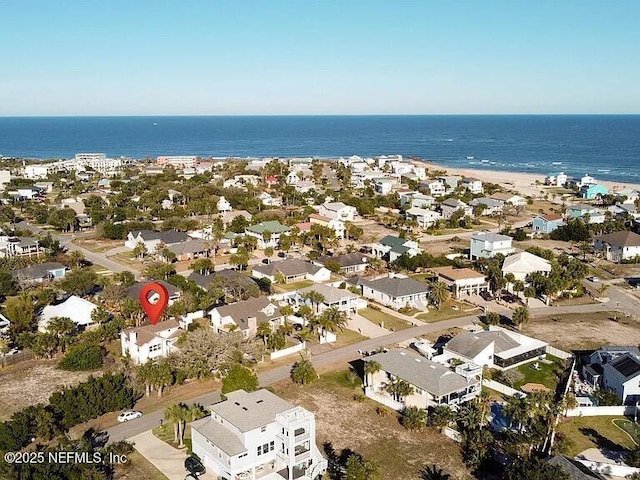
[58,343,104,371]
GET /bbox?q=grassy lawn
[72,237,123,253]
[512,355,563,391]
[274,280,314,292]
[153,424,193,453]
[109,252,143,271]
[613,418,640,446]
[87,263,113,275]
[416,304,472,323]
[358,307,411,331]
[557,416,635,457]
[271,369,472,480]
[123,450,169,480]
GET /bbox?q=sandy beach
[425,162,640,198]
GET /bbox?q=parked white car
[117,411,142,422]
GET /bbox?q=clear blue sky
[1,0,638,115]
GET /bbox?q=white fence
[565,405,637,417]
[443,427,462,443]
[482,379,526,398]
[575,459,640,478]
[546,345,572,360]
[364,387,403,411]
[270,342,306,360]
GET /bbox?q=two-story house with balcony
[316,202,357,222]
[120,319,184,365]
[190,389,327,480]
[469,232,515,260]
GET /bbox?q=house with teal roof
[245,221,291,249]
[579,183,608,200]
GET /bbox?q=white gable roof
[39,295,98,330]
[502,251,552,276]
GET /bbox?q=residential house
[217,196,232,213]
[440,198,472,220]
[438,175,463,191]
[423,180,446,197]
[490,192,526,207]
[190,389,327,480]
[442,326,548,370]
[120,319,183,365]
[577,174,597,187]
[259,192,283,207]
[501,251,552,282]
[409,193,435,209]
[568,204,606,224]
[461,177,483,194]
[602,353,640,405]
[15,186,44,200]
[125,281,181,306]
[209,297,283,336]
[291,283,365,314]
[616,189,640,204]
[0,236,42,258]
[532,213,565,235]
[124,230,191,251]
[428,266,487,298]
[245,221,291,250]
[469,232,515,260]
[316,202,357,222]
[582,346,640,389]
[594,231,640,262]
[359,274,430,310]
[469,197,503,216]
[38,295,99,332]
[308,213,345,239]
[294,180,316,193]
[188,269,258,292]
[167,238,211,261]
[221,210,252,227]
[313,253,370,275]
[363,349,481,410]
[545,172,569,187]
[579,183,608,200]
[546,456,605,480]
[372,235,421,263]
[405,207,442,229]
[252,259,330,284]
[372,177,395,195]
[11,262,67,285]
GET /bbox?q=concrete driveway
[130,430,216,480]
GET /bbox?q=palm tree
[484,311,500,325]
[385,379,414,402]
[401,406,427,431]
[133,241,147,262]
[364,360,381,386]
[512,306,530,330]
[280,304,294,324]
[420,465,451,480]
[504,272,516,291]
[295,327,314,344]
[524,286,536,307]
[428,405,454,429]
[302,291,325,314]
[598,283,610,299]
[429,281,450,310]
[47,316,75,353]
[314,307,347,334]
[256,322,272,347]
[164,403,187,446]
[297,304,314,326]
[512,280,525,301]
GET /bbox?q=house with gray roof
[191,389,327,480]
[12,262,67,285]
[442,325,548,370]
[363,349,481,410]
[252,259,330,284]
[469,197,503,216]
[124,229,191,250]
[208,296,282,337]
[358,274,430,310]
[126,280,181,305]
[314,252,370,275]
[583,346,640,405]
[440,198,473,220]
[469,232,515,260]
[372,235,421,263]
[287,283,366,314]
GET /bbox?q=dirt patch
[353,219,401,245]
[0,360,94,420]
[273,371,472,480]
[524,312,640,351]
[73,237,124,253]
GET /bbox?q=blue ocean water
[0,115,638,183]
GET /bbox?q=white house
[363,349,481,410]
[602,354,640,405]
[462,178,483,194]
[545,172,568,187]
[124,230,191,251]
[501,251,552,282]
[316,202,357,221]
[120,319,183,365]
[359,274,430,310]
[490,192,526,207]
[442,326,548,370]
[313,253,370,275]
[245,221,291,250]
[290,283,366,314]
[440,198,472,220]
[424,180,446,197]
[594,231,640,263]
[372,235,421,263]
[259,192,283,207]
[469,232,515,260]
[372,178,395,195]
[209,296,283,337]
[38,295,99,332]
[405,207,442,229]
[470,198,503,216]
[217,196,232,213]
[190,389,327,480]
[308,214,345,239]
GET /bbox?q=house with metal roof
[190,389,327,480]
[244,221,291,249]
[363,349,481,410]
[428,266,487,298]
[358,274,430,310]
[371,235,421,263]
[501,251,552,282]
[442,326,548,370]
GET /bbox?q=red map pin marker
[139,281,169,325]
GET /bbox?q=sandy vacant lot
[524,311,640,351]
[274,370,472,480]
[0,360,93,421]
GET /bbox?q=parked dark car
[185,456,206,476]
